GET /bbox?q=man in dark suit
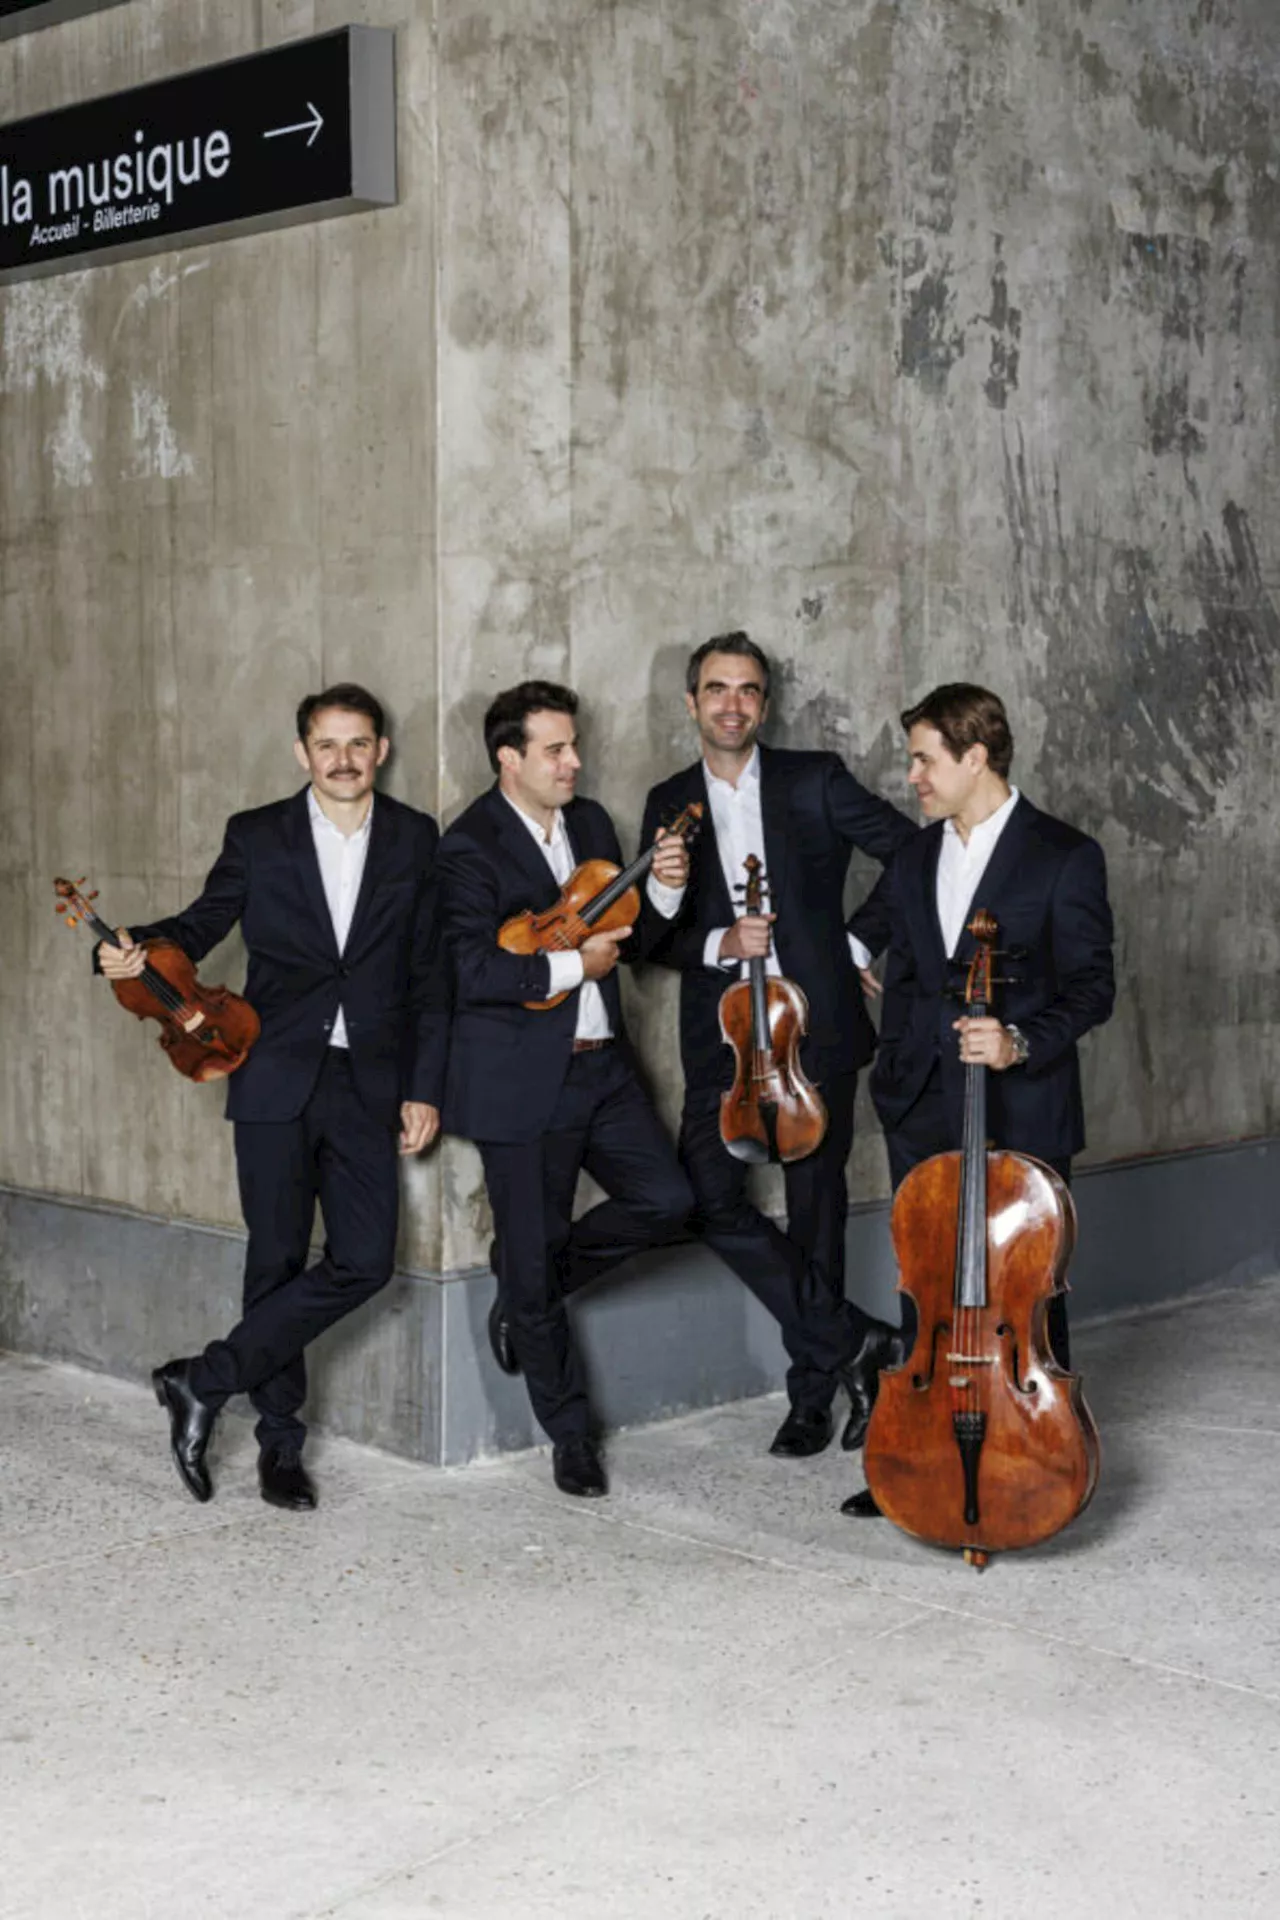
[640,633,918,1459]
[438,681,693,1499]
[841,681,1115,1517]
[99,684,448,1511]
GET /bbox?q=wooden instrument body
[717,974,828,1166]
[498,861,642,1010]
[716,851,827,1166]
[864,1149,1100,1555]
[111,938,261,1083]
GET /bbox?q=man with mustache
[640,633,918,1458]
[98,685,448,1511]
[840,682,1115,1517]
[438,681,693,1498]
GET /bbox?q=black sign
[0,3,128,40]
[0,25,395,283]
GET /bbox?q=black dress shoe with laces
[259,1446,318,1511]
[768,1405,834,1458]
[840,1324,907,1452]
[552,1436,607,1498]
[840,1487,883,1518]
[152,1359,217,1504]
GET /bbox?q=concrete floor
[2,1280,1278,1920]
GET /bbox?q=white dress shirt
[701,749,869,979]
[308,786,373,1048]
[502,795,683,1042]
[935,786,1021,955]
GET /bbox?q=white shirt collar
[308,786,374,843]
[703,746,761,796]
[500,789,564,847]
[942,785,1020,851]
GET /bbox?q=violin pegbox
[54,875,98,929]
[735,854,769,916]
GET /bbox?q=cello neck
[955,1052,988,1310]
[954,911,999,1312]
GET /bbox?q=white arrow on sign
[262,102,324,147]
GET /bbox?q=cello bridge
[945,1352,995,1365]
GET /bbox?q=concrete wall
[4,1,1279,1294]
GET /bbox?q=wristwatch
[1004,1024,1030,1066]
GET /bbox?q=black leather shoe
[840,1488,883,1518]
[487,1293,520,1376]
[840,1325,907,1452]
[152,1359,216,1504]
[259,1446,318,1511]
[552,1436,607,1498]
[768,1405,834,1458]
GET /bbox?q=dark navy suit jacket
[438,787,667,1144]
[122,787,449,1127]
[640,745,916,1095]
[849,796,1115,1161]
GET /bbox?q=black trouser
[189,1051,400,1449]
[678,1077,871,1414]
[479,1046,693,1444]
[885,1066,1072,1369]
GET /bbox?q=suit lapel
[288,787,341,958]
[947,797,1033,968]
[486,786,563,909]
[690,761,736,927]
[954,797,1033,953]
[757,745,789,919]
[920,826,947,963]
[342,794,393,957]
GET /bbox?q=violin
[862,909,1100,1569]
[498,802,704,1010]
[55,876,260,1083]
[717,854,828,1166]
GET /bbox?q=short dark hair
[900,683,1013,779]
[296,683,385,741]
[484,680,579,773]
[686,631,772,699]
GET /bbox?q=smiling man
[438,681,693,1498]
[640,632,917,1460]
[840,682,1115,1517]
[98,683,449,1511]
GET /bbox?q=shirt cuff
[546,950,585,996]
[646,875,685,920]
[848,934,873,970]
[704,928,735,971]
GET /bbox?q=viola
[498,802,704,1010]
[862,909,1100,1569]
[717,854,827,1166]
[55,876,260,1083]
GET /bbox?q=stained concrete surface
[3,1277,1279,1919]
[7,0,1280,1287]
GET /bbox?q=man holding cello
[437,681,694,1498]
[842,682,1115,1518]
[640,633,918,1459]
[98,684,449,1512]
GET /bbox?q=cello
[862,909,1099,1569]
[54,876,260,1083]
[717,854,827,1166]
[498,803,703,1010]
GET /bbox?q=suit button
[338,965,350,978]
